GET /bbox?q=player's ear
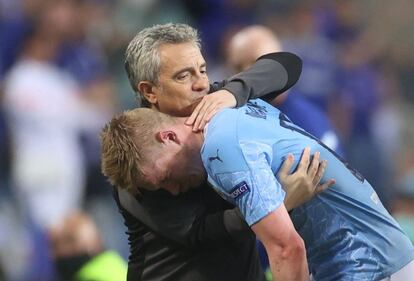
[138,81,158,105]
[156,130,180,145]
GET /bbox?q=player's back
[206,99,414,281]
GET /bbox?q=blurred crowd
[0,0,413,280]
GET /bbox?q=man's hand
[185,90,236,132]
[278,147,336,211]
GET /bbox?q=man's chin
[180,103,198,117]
[184,96,207,116]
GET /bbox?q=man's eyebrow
[172,67,193,77]
[172,63,207,77]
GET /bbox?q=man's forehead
[158,43,205,69]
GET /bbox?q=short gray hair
[124,23,201,107]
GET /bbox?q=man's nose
[192,75,209,92]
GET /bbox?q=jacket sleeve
[210,52,302,107]
[187,207,254,249]
[115,185,253,249]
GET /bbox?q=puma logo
[208,149,223,163]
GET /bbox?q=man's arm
[251,204,309,281]
[189,148,334,245]
[211,52,302,106]
[186,52,302,130]
[201,138,317,281]
[115,148,332,249]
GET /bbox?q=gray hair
[124,23,201,107]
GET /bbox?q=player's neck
[183,124,204,150]
[174,117,205,149]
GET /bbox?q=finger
[197,106,219,130]
[307,151,320,178]
[196,117,208,132]
[313,159,327,186]
[193,101,215,131]
[199,99,234,130]
[277,154,295,178]
[185,99,205,126]
[297,147,311,171]
[315,179,336,193]
[203,106,219,123]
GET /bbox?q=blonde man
[103,102,414,281]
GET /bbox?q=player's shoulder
[202,112,247,175]
[240,99,279,117]
[202,131,247,176]
[209,99,278,131]
[237,99,282,130]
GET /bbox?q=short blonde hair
[100,108,174,194]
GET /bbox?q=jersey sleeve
[207,141,286,226]
[210,52,302,107]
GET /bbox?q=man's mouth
[186,94,208,114]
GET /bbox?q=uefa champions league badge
[230,181,250,200]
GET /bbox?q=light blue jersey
[201,99,414,281]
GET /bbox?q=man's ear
[138,81,158,105]
[156,130,181,145]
